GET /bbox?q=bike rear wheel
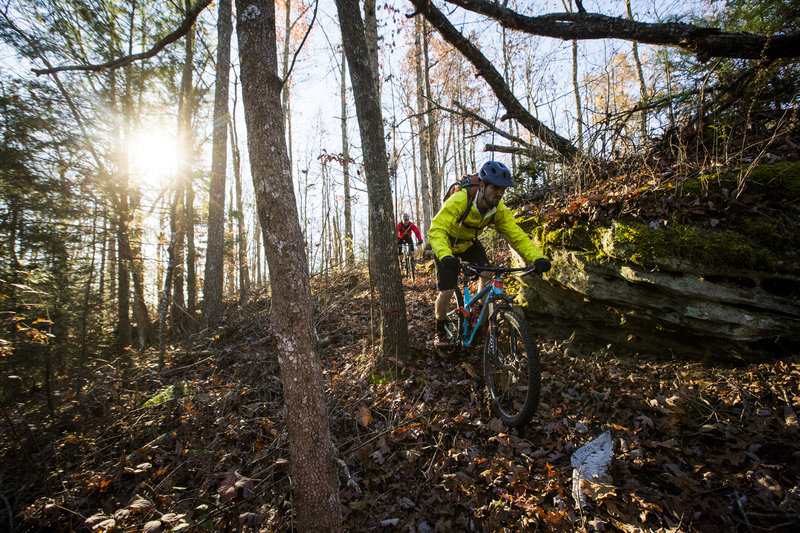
[483,308,541,428]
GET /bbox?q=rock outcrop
[516,239,799,361]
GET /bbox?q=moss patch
[528,219,783,272]
[611,222,777,270]
[678,160,800,201]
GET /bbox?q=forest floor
[4,263,799,532]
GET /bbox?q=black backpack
[443,173,481,225]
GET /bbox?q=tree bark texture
[363,0,381,110]
[235,1,341,530]
[334,0,410,363]
[203,0,231,327]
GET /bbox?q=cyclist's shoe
[434,320,449,349]
[434,331,450,349]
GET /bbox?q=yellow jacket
[429,189,544,263]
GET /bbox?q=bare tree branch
[444,0,800,61]
[407,0,580,160]
[485,143,559,161]
[32,0,213,76]
[450,101,529,147]
[281,0,319,86]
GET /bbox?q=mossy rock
[613,221,780,271]
[678,160,800,202]
[529,218,791,273]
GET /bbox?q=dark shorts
[398,235,414,254]
[434,240,489,291]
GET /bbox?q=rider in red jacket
[397,213,423,255]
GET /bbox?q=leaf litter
[3,267,799,532]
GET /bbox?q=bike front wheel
[406,252,416,281]
[442,287,465,347]
[483,309,541,428]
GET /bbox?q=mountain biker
[429,161,551,349]
[397,213,423,256]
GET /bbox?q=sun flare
[129,128,178,188]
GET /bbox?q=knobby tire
[483,309,541,428]
[443,287,465,348]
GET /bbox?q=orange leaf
[359,406,373,427]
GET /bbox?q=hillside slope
[6,267,799,532]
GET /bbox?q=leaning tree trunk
[235,1,341,530]
[203,0,232,327]
[334,0,410,364]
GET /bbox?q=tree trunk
[334,0,410,364]
[169,184,186,337]
[78,203,98,393]
[203,0,231,327]
[159,189,180,367]
[422,23,441,212]
[571,38,583,152]
[172,0,195,335]
[108,216,117,322]
[414,15,432,239]
[116,208,132,349]
[254,215,262,285]
[341,48,355,266]
[235,1,341,530]
[186,183,197,317]
[234,135,250,300]
[561,0,584,153]
[363,0,380,110]
[281,0,293,180]
[98,209,107,309]
[625,0,649,142]
[182,1,197,321]
[109,67,132,350]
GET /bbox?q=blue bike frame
[457,280,501,347]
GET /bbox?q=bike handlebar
[461,263,540,276]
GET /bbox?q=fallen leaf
[359,405,373,427]
[143,520,163,533]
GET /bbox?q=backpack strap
[457,187,493,229]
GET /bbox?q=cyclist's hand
[417,241,423,246]
[441,255,460,271]
[533,257,551,273]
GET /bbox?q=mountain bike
[442,263,542,428]
[399,241,416,281]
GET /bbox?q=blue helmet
[402,213,410,221]
[479,161,513,187]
